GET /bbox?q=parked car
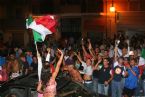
[0,73,93,97]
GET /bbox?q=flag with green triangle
[26,16,43,42]
[26,15,56,42]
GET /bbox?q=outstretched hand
[114,46,118,53]
[74,52,77,56]
[57,49,63,55]
[87,38,91,43]
[37,80,42,88]
[47,48,51,53]
[81,38,84,45]
[88,43,92,50]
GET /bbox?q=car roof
[0,72,72,90]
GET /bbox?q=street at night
[0,0,145,97]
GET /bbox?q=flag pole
[35,42,39,53]
[35,41,42,81]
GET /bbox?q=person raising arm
[37,49,64,97]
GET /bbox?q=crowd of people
[0,33,145,97]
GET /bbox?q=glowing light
[110,6,115,12]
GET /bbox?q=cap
[85,54,92,59]
[129,51,134,56]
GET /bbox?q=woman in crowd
[37,49,64,97]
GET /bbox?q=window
[60,18,81,39]
[87,0,103,12]
[60,0,81,5]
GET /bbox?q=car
[0,73,93,97]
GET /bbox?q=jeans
[135,79,142,96]
[111,80,122,97]
[98,83,109,96]
[84,81,93,94]
[92,78,98,95]
[121,78,125,89]
[143,79,145,96]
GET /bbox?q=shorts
[123,87,135,97]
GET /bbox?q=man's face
[10,54,15,60]
[98,55,102,60]
[33,57,37,62]
[122,48,127,55]
[118,58,124,64]
[124,60,128,64]
[104,51,108,56]
[95,48,99,53]
[68,65,74,71]
[26,52,31,55]
[21,57,26,62]
[130,60,135,66]
[103,59,109,67]
[86,59,91,66]
[130,55,134,59]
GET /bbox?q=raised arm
[114,46,118,62]
[126,39,130,56]
[74,52,83,63]
[94,59,102,70]
[81,38,88,56]
[52,49,64,80]
[88,39,96,60]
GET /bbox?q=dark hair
[124,57,129,61]
[103,58,109,62]
[41,64,52,86]
[117,56,124,61]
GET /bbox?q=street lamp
[109,0,117,38]
[110,6,115,12]
[110,0,115,13]
[110,4,117,23]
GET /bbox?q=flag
[26,15,56,81]
[138,48,145,66]
[141,48,145,59]
[28,15,56,41]
[26,16,43,42]
[138,49,145,75]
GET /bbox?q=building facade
[0,0,145,47]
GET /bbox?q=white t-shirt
[81,61,93,76]
[118,47,130,57]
